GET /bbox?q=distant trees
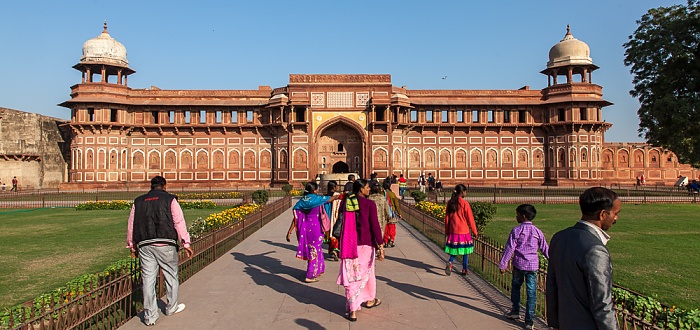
[623,0,700,167]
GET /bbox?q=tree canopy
[623,0,700,167]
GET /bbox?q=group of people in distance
[125,174,622,329]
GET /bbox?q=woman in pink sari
[337,179,385,322]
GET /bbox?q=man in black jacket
[127,176,193,326]
[546,187,621,330]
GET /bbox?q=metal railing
[399,200,669,330]
[0,188,291,209]
[405,185,700,205]
[2,196,291,330]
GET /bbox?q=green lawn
[481,203,700,310]
[0,207,227,309]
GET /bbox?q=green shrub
[281,184,294,195]
[410,190,428,203]
[470,201,496,233]
[251,190,269,205]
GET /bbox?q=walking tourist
[443,183,478,276]
[499,204,549,330]
[343,174,356,193]
[368,180,391,239]
[10,176,18,192]
[418,173,426,193]
[126,176,193,326]
[546,187,621,330]
[337,179,385,322]
[286,182,340,283]
[324,180,342,261]
[398,173,407,199]
[382,180,401,248]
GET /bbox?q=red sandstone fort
[1,23,696,190]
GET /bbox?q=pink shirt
[126,199,191,251]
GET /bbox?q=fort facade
[51,24,696,189]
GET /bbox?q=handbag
[320,206,331,232]
[332,209,344,238]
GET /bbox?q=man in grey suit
[546,187,621,330]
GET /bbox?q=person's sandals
[445,262,452,276]
[332,250,339,261]
[363,299,382,309]
[345,312,357,322]
[304,277,319,283]
[461,269,470,276]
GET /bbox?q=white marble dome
[547,26,592,69]
[80,22,129,67]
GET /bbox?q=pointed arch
[501,148,513,168]
[470,148,483,168]
[278,148,288,169]
[97,148,107,169]
[109,148,118,170]
[373,147,388,168]
[393,148,402,168]
[196,149,209,169]
[164,149,177,169]
[132,149,145,170]
[439,148,452,168]
[424,148,437,168]
[228,149,240,169]
[617,149,629,168]
[212,148,225,169]
[409,148,421,168]
[455,148,467,168]
[533,148,543,168]
[243,149,257,168]
[148,149,161,170]
[486,148,498,168]
[517,147,529,168]
[292,147,307,169]
[180,149,193,169]
[259,148,272,169]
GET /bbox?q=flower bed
[175,191,243,199]
[75,200,217,210]
[188,203,262,239]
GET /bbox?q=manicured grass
[0,207,228,309]
[481,203,700,310]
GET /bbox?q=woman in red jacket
[444,183,478,276]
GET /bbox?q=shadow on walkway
[231,251,345,315]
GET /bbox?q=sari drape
[294,207,325,279]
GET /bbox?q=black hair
[347,174,355,181]
[516,204,537,221]
[446,184,467,214]
[370,180,382,194]
[579,187,618,217]
[382,180,392,190]
[304,181,318,196]
[326,180,338,196]
[150,176,167,189]
[352,179,369,195]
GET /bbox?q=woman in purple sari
[286,182,340,283]
[337,179,385,321]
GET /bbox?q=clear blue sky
[0,0,683,142]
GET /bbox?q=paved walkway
[119,206,546,329]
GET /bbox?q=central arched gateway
[316,121,364,177]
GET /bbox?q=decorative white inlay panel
[356,93,370,107]
[311,93,325,107]
[327,92,354,108]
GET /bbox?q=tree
[623,0,700,167]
